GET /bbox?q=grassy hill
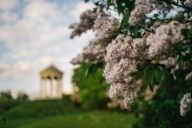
[1,98,79,119]
[0,99,138,128]
[3,111,137,128]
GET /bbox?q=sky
[0,0,95,99]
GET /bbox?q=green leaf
[140,64,170,92]
[84,65,90,78]
[120,12,129,29]
[116,0,124,14]
[124,0,135,11]
[107,0,112,9]
[149,84,154,92]
[84,62,104,78]
[182,28,192,39]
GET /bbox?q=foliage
[72,62,109,109]
[0,91,13,101]
[0,91,29,128]
[0,91,29,113]
[16,93,29,103]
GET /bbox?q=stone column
[57,78,62,97]
[56,79,59,97]
[45,79,48,98]
[41,78,48,99]
[40,78,44,98]
[51,78,57,98]
[50,78,53,98]
[46,79,50,98]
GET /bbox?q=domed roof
[40,65,63,78]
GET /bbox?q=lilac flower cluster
[180,93,192,117]
[71,40,106,64]
[159,57,176,68]
[146,21,185,59]
[184,0,192,8]
[71,11,119,65]
[69,10,97,39]
[185,72,192,81]
[129,0,157,26]
[104,34,146,109]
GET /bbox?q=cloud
[0,63,10,73]
[0,0,71,60]
[0,0,19,10]
[23,0,66,24]
[0,11,18,23]
[70,2,94,20]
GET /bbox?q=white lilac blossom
[129,0,157,26]
[104,34,146,109]
[131,38,146,60]
[71,13,119,65]
[71,54,85,65]
[184,0,192,8]
[108,82,127,99]
[105,35,132,64]
[135,0,156,5]
[69,10,97,39]
[146,21,185,59]
[71,40,106,64]
[180,93,192,117]
[185,72,192,81]
[159,57,176,68]
[104,59,138,84]
[123,84,139,110]
[93,15,119,41]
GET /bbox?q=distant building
[39,65,63,99]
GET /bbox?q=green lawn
[0,99,138,128]
[2,111,137,128]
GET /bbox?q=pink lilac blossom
[69,10,97,39]
[129,0,157,26]
[104,59,138,84]
[184,0,192,8]
[108,82,127,99]
[180,93,192,117]
[105,35,132,63]
[135,0,156,6]
[71,40,106,64]
[70,43,104,64]
[104,34,146,109]
[159,57,176,68]
[93,15,119,42]
[131,38,147,60]
[71,13,119,65]
[146,21,185,59]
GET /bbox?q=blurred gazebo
[39,65,63,99]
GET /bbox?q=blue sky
[0,0,95,98]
